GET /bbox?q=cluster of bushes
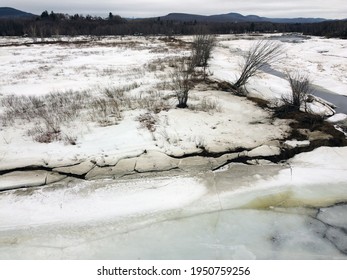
[0,34,337,146]
[171,34,216,108]
[172,36,312,112]
[0,84,172,144]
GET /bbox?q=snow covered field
[0,34,347,259]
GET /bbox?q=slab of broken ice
[0,146,346,259]
[328,113,347,123]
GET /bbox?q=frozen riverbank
[1,34,346,189]
[0,146,346,259]
[0,34,346,259]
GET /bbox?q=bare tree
[191,34,216,67]
[191,34,216,78]
[172,59,194,108]
[233,40,283,92]
[282,71,312,111]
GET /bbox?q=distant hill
[0,7,37,18]
[160,12,328,24]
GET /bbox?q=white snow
[156,91,288,155]
[284,140,310,149]
[0,36,292,169]
[0,35,347,259]
[0,176,207,230]
[289,146,347,169]
[328,113,347,123]
[0,146,347,259]
[210,34,347,98]
[1,34,346,170]
[0,36,184,96]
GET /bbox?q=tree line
[0,10,346,38]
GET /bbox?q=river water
[311,85,347,114]
[262,65,347,114]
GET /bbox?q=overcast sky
[3,0,347,19]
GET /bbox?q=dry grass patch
[0,83,172,144]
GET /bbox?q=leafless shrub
[27,124,61,143]
[90,98,120,126]
[45,90,89,120]
[1,90,89,143]
[191,34,216,79]
[136,112,158,132]
[94,83,140,114]
[135,93,171,113]
[0,81,170,143]
[281,72,312,111]
[27,122,77,145]
[40,113,61,134]
[233,40,283,93]
[62,134,78,145]
[171,59,195,108]
[28,95,45,110]
[102,88,123,117]
[191,34,216,68]
[0,90,90,126]
[0,96,29,124]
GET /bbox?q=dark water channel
[262,65,347,114]
[311,85,347,114]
